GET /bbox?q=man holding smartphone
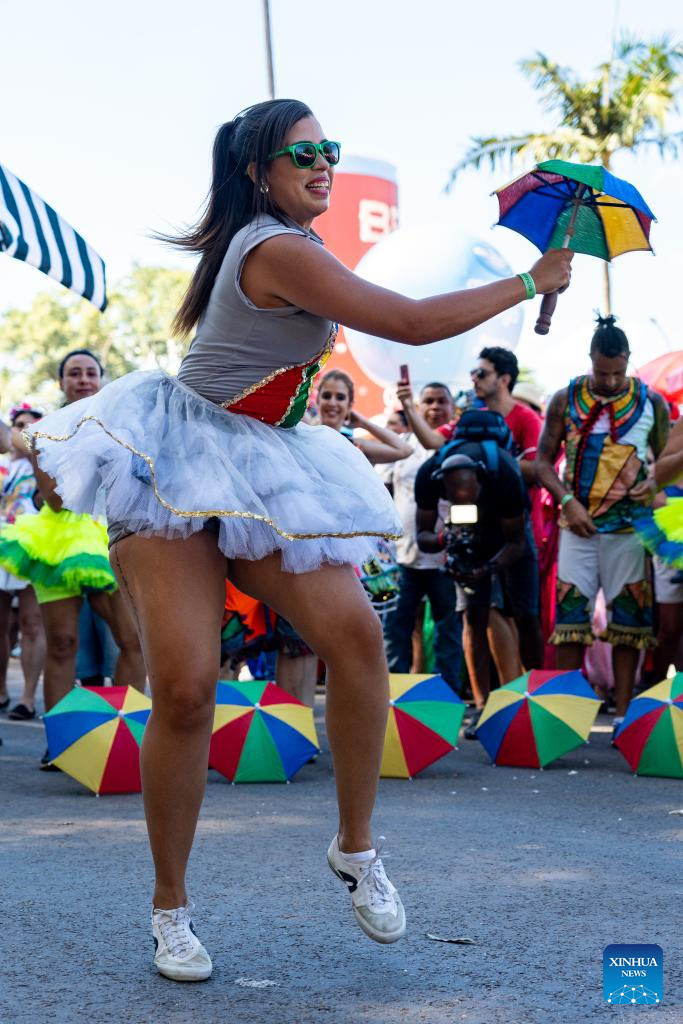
[382,373,463,692]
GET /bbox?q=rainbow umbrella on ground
[614,675,683,778]
[381,674,465,779]
[209,680,319,782]
[43,685,151,793]
[476,670,601,768]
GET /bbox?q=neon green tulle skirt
[633,498,683,570]
[0,505,116,604]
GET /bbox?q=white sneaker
[327,835,406,944]
[151,903,212,981]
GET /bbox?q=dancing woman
[26,100,571,979]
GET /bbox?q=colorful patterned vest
[563,375,651,533]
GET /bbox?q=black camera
[442,505,482,586]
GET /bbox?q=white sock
[339,847,376,864]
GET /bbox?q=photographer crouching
[415,444,531,737]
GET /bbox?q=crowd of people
[3,321,681,751]
[5,96,681,982]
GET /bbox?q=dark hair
[388,409,408,428]
[590,313,630,358]
[162,99,314,337]
[420,381,453,398]
[318,369,354,405]
[10,405,43,425]
[479,346,519,389]
[58,349,103,379]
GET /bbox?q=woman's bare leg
[15,586,46,711]
[231,556,387,854]
[89,588,147,692]
[0,591,12,702]
[40,597,82,711]
[110,531,226,909]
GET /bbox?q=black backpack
[433,408,513,476]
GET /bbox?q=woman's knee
[319,605,385,666]
[18,613,44,643]
[150,671,217,730]
[47,630,78,662]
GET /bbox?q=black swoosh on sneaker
[334,867,359,894]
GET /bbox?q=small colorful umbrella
[43,685,151,793]
[209,680,319,782]
[494,159,655,333]
[381,674,465,779]
[476,670,601,768]
[614,674,683,778]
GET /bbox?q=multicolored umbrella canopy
[476,670,601,768]
[209,680,320,783]
[615,674,683,778]
[381,674,465,779]
[638,351,683,406]
[43,685,151,793]
[494,159,655,260]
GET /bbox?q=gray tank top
[177,215,335,407]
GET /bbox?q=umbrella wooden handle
[534,291,559,335]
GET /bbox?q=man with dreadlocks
[537,315,669,736]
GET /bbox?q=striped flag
[0,163,107,310]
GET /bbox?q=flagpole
[262,0,276,99]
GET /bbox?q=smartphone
[399,364,410,386]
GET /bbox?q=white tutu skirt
[29,370,403,574]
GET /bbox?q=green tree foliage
[0,265,190,409]
[448,35,683,311]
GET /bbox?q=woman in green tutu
[0,350,146,767]
[633,416,683,567]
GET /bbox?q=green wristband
[561,493,574,509]
[517,271,536,300]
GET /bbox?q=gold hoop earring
[260,181,270,194]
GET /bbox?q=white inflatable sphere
[344,224,524,392]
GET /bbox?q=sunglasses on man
[268,140,341,169]
[470,367,495,380]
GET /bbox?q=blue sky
[1,0,681,393]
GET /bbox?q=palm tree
[448,35,683,313]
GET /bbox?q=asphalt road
[1,666,681,1024]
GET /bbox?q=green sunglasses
[268,140,341,169]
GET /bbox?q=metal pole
[262,0,276,99]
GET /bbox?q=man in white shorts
[537,316,669,735]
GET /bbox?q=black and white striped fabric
[0,163,107,310]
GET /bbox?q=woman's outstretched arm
[245,235,572,345]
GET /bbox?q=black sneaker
[463,708,483,740]
[0,696,10,712]
[39,748,60,772]
[8,703,35,721]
